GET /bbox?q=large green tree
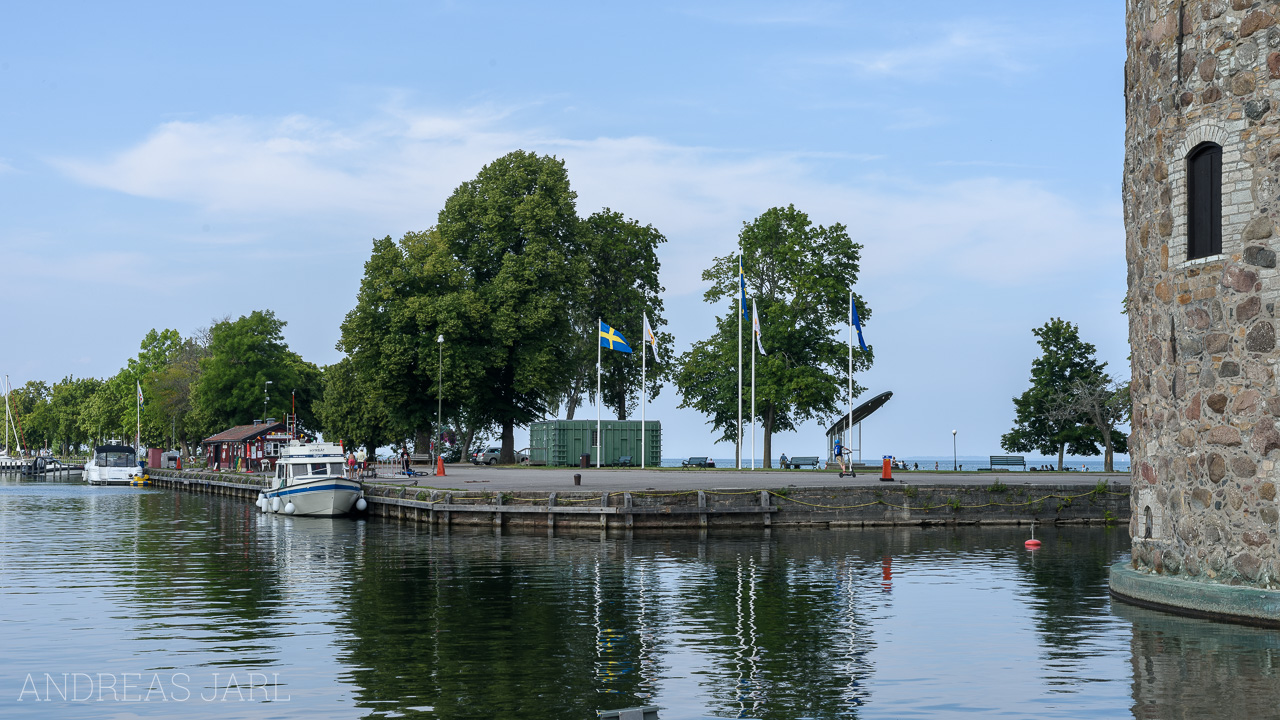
[433,151,583,462]
[316,357,395,456]
[563,209,673,420]
[1002,318,1120,470]
[192,310,321,434]
[674,205,872,467]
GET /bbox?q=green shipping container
[528,420,662,467]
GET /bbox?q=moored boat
[85,445,142,486]
[257,441,364,517]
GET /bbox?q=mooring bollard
[574,473,581,486]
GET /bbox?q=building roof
[202,422,286,444]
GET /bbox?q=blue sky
[0,1,1128,461]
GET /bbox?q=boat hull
[85,465,141,486]
[263,477,362,517]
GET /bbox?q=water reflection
[3,480,1277,720]
[1113,602,1280,719]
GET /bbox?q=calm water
[1,479,1276,719]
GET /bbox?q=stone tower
[1125,1,1280,593]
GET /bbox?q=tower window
[1187,142,1222,260]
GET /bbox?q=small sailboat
[256,441,365,517]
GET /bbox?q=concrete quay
[147,465,1130,530]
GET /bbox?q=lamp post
[952,429,957,471]
[264,380,273,474]
[437,334,444,462]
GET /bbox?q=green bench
[782,456,821,469]
[989,455,1026,471]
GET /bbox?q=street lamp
[264,380,273,423]
[437,334,444,464]
[952,429,957,471]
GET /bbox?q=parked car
[470,446,531,465]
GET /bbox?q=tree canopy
[1001,318,1126,470]
[674,205,872,467]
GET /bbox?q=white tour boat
[256,441,365,517]
[85,445,142,486]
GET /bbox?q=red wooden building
[202,421,289,472]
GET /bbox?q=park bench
[682,457,713,468]
[616,455,633,467]
[782,456,821,469]
[989,455,1026,471]
[410,453,432,465]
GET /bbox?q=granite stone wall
[1126,0,1280,588]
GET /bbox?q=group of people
[343,448,368,479]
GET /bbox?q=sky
[0,1,1129,462]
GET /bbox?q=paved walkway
[367,463,1130,492]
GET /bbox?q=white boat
[85,445,142,485]
[257,441,364,517]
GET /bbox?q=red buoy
[1024,539,1042,548]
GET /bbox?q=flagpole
[597,317,602,470]
[641,313,647,470]
[751,322,756,470]
[136,381,141,455]
[737,258,743,470]
[848,291,854,463]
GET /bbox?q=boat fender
[283,502,295,515]
[271,497,281,513]
[355,498,368,512]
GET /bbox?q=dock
[144,465,1131,530]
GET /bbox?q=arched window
[1187,142,1222,260]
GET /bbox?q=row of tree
[329,151,872,466]
[5,313,321,459]
[8,152,1133,470]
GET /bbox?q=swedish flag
[599,321,633,353]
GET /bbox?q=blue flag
[599,321,633,353]
[851,295,868,353]
[739,255,749,320]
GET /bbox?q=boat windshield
[289,462,343,478]
[97,452,136,468]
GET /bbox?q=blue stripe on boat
[266,483,361,498]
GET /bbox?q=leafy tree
[1047,376,1130,472]
[339,230,444,453]
[1002,318,1113,470]
[563,209,673,420]
[144,336,209,456]
[432,151,583,463]
[316,357,395,456]
[674,205,871,467]
[191,310,321,434]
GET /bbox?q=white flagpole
[751,320,756,470]
[136,381,141,454]
[597,317,602,469]
[641,313,647,470]
[848,292,854,462]
[737,260,743,469]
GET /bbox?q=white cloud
[50,104,1118,301]
[825,21,1029,78]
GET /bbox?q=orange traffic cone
[436,455,446,477]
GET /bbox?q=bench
[782,456,821,469]
[682,456,713,468]
[616,455,633,467]
[989,455,1026,470]
[410,453,432,465]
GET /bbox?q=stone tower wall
[1126,0,1280,588]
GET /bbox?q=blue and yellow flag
[599,321,633,353]
[739,255,749,320]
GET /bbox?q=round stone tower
[1124,0,1280,601]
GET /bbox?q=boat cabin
[93,444,137,468]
